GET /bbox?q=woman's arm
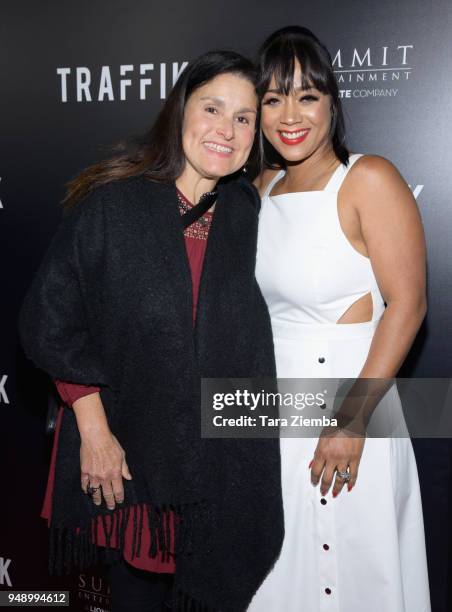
[348,155,427,377]
[328,155,427,431]
[19,187,131,509]
[55,382,110,444]
[54,380,100,406]
[311,155,427,497]
[53,381,132,509]
[72,392,132,510]
[18,189,108,385]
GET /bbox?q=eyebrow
[199,96,257,114]
[265,86,315,94]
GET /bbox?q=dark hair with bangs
[63,50,257,209]
[256,25,348,170]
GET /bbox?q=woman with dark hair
[249,26,431,611]
[18,50,284,612]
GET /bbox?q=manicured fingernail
[308,460,313,469]
[347,483,352,492]
[332,491,338,498]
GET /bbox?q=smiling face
[261,60,333,163]
[181,73,257,182]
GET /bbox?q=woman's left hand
[310,429,365,497]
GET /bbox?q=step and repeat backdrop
[2,0,452,610]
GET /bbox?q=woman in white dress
[249,26,431,612]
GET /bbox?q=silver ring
[87,485,101,497]
[336,469,351,482]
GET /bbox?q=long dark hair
[255,25,348,170]
[63,50,257,208]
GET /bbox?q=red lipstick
[278,129,310,145]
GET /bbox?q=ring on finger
[336,469,351,483]
[87,484,102,497]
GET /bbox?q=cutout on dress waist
[336,292,373,324]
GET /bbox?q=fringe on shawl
[168,589,218,611]
[49,500,207,573]
[48,500,219,611]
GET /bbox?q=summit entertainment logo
[333,45,414,99]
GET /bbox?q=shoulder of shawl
[65,175,171,223]
[221,175,261,213]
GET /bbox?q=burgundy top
[41,189,213,573]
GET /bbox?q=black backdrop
[1,1,451,610]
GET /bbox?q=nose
[280,98,302,126]
[216,117,234,140]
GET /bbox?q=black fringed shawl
[18,175,284,611]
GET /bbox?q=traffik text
[0,557,12,587]
[56,62,189,102]
[0,375,9,404]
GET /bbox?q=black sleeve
[236,175,262,213]
[18,187,110,387]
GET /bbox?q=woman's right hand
[71,391,132,510]
[80,431,132,510]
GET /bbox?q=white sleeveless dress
[249,154,431,612]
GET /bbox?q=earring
[242,166,248,174]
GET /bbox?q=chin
[273,145,310,163]
[279,150,304,162]
[203,163,235,179]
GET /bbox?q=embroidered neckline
[177,189,213,240]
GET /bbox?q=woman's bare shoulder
[253,168,282,198]
[343,154,416,219]
[346,154,405,189]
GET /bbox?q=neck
[176,165,218,205]
[284,143,338,183]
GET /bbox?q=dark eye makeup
[262,93,320,105]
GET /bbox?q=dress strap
[324,153,364,193]
[262,170,285,200]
